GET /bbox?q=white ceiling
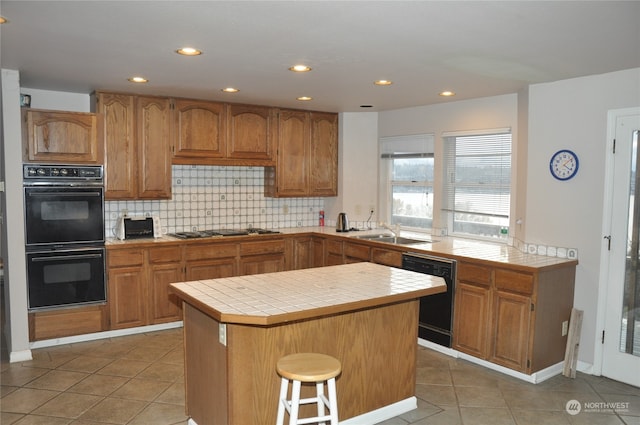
[1,1,639,113]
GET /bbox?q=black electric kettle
[336,212,349,232]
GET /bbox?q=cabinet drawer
[240,240,286,256]
[185,243,237,261]
[148,246,182,264]
[371,248,403,267]
[325,240,343,255]
[107,249,144,267]
[495,269,534,295]
[344,243,370,261]
[457,262,492,287]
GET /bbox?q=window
[380,134,434,229]
[442,129,512,240]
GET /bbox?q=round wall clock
[549,149,579,181]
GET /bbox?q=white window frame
[441,128,512,241]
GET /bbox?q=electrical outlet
[369,206,375,214]
[562,320,569,336]
[219,323,227,346]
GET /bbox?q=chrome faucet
[379,222,400,237]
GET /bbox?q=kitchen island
[170,262,446,425]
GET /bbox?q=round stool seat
[277,353,341,382]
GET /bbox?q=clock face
[550,149,579,181]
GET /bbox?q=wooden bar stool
[276,353,341,425]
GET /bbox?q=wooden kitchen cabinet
[287,236,314,270]
[22,108,101,164]
[107,248,147,329]
[107,245,182,330]
[226,103,275,163]
[452,260,575,374]
[264,109,338,198]
[28,305,108,341]
[184,242,237,280]
[324,239,344,266]
[172,98,226,162]
[239,239,286,275]
[343,241,371,263]
[95,92,172,199]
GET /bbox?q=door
[600,107,640,386]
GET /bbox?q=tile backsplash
[104,165,325,238]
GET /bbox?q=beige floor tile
[1,384,19,398]
[511,409,571,425]
[1,411,25,424]
[67,374,128,396]
[566,411,627,425]
[121,345,172,362]
[154,382,186,405]
[415,383,458,407]
[24,370,88,391]
[110,378,171,401]
[12,414,73,424]
[78,397,147,424]
[455,385,507,408]
[31,392,102,419]
[127,402,189,425]
[0,366,49,387]
[136,362,183,382]
[459,407,516,425]
[158,346,184,365]
[57,356,112,374]
[0,387,59,414]
[416,366,453,385]
[95,358,151,378]
[408,405,463,425]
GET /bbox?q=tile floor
[1,328,639,425]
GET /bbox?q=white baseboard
[187,397,417,425]
[9,349,32,363]
[418,338,564,384]
[28,321,183,350]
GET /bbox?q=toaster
[115,216,162,240]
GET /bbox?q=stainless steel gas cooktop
[168,228,281,239]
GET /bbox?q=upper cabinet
[226,103,275,163]
[22,108,102,164]
[264,109,338,197]
[172,98,226,162]
[95,92,172,200]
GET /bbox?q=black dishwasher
[402,253,456,347]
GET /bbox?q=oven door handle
[27,191,103,198]
[31,253,103,262]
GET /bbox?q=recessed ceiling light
[221,87,239,93]
[439,91,455,97]
[374,80,393,86]
[0,16,7,24]
[297,96,312,101]
[128,76,148,83]
[177,47,202,56]
[289,65,312,72]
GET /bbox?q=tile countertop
[107,226,578,270]
[170,262,446,326]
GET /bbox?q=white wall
[1,69,31,361]
[378,94,518,232]
[527,68,640,366]
[325,112,379,226]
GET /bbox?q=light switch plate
[218,323,227,346]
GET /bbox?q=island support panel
[183,300,419,425]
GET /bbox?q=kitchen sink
[353,233,437,245]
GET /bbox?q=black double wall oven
[24,164,106,311]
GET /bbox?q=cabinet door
[490,290,531,372]
[227,104,274,161]
[97,93,137,199]
[343,242,370,263]
[137,96,172,199]
[452,282,491,358]
[275,110,309,196]
[291,236,313,270]
[149,263,183,323]
[239,254,285,275]
[23,109,100,163]
[309,112,338,196]
[173,98,226,159]
[108,266,147,329]
[187,258,237,281]
[312,237,325,268]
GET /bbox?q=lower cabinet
[452,260,575,374]
[184,242,237,280]
[28,305,108,341]
[239,240,286,275]
[107,245,182,330]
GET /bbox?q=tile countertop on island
[170,262,447,326]
[106,226,578,270]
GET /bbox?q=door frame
[594,106,640,378]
